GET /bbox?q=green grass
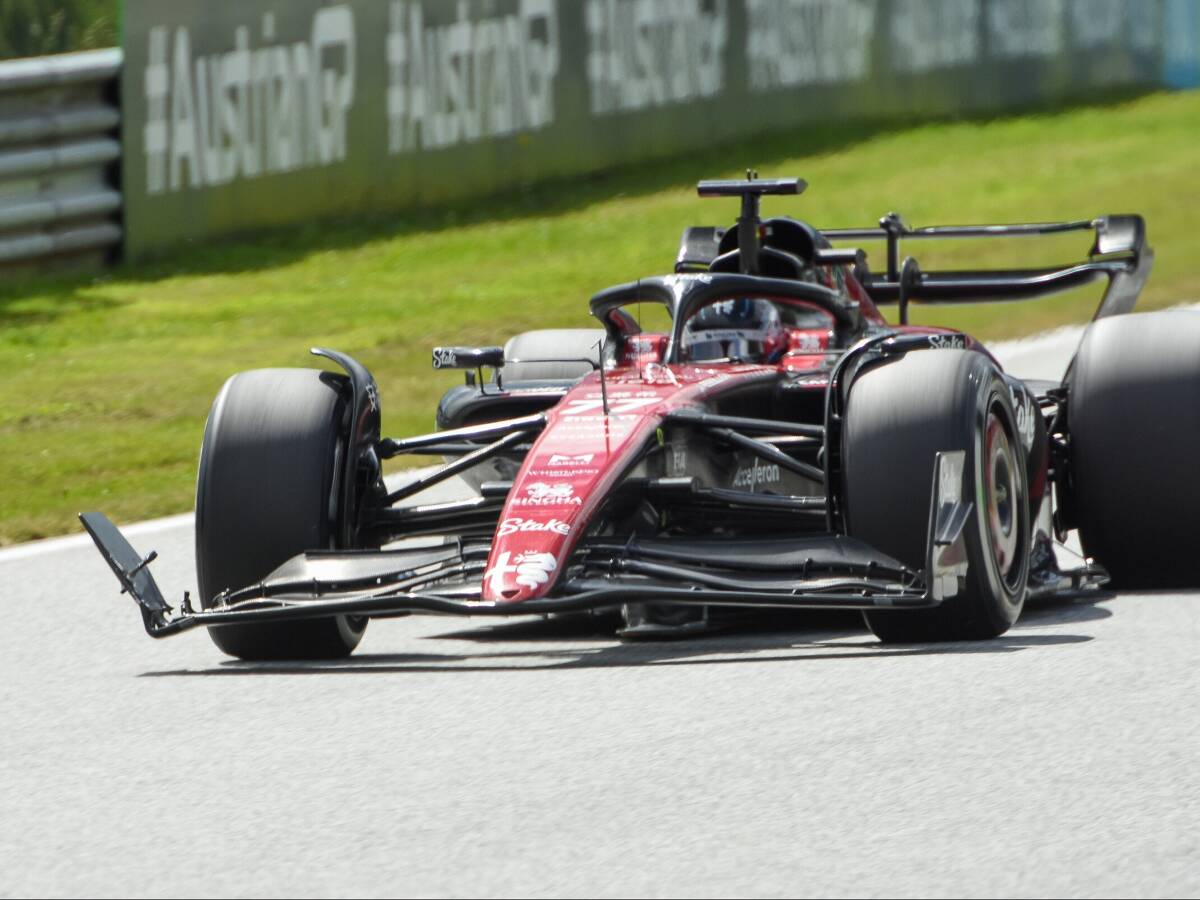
[1,90,1198,544]
[0,0,118,59]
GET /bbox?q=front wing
[82,453,986,639]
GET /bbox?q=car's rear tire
[500,329,605,382]
[844,349,1030,642]
[1067,310,1200,588]
[196,368,367,660]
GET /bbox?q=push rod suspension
[378,413,546,457]
[385,429,532,505]
[707,427,826,483]
[664,408,825,438]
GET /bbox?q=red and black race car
[85,176,1194,659]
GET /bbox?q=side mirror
[431,346,505,370]
[1090,215,1145,259]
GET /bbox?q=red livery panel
[482,363,775,602]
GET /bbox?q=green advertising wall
[121,0,1168,257]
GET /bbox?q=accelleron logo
[732,459,781,489]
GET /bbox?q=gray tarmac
[1,331,1197,898]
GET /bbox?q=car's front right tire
[498,329,606,382]
[1067,310,1200,588]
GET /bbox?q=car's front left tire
[843,348,1031,643]
[196,368,367,660]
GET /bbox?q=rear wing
[824,214,1153,323]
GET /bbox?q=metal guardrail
[0,48,122,268]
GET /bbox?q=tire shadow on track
[140,594,1110,678]
[1018,591,1116,628]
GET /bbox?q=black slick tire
[195,368,367,660]
[1067,310,1200,588]
[844,349,1030,642]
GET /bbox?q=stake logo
[1009,385,1036,449]
[497,517,571,537]
[487,551,558,591]
[928,333,967,350]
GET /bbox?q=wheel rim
[984,409,1022,587]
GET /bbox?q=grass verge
[1,90,1197,544]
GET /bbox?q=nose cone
[480,369,689,603]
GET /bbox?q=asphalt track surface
[3,326,1199,898]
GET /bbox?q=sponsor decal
[432,348,457,369]
[732,459,781,489]
[497,517,571,537]
[891,0,980,73]
[385,0,560,153]
[527,482,573,501]
[689,326,774,343]
[487,550,558,591]
[630,336,667,354]
[584,0,728,116]
[937,449,965,506]
[513,482,583,507]
[640,362,679,386]
[790,374,830,387]
[560,397,660,417]
[528,452,600,478]
[1009,385,1037,449]
[985,0,1062,59]
[671,443,688,473]
[548,453,594,466]
[928,333,967,350]
[142,6,356,194]
[791,331,824,353]
[746,0,876,91]
[549,417,643,439]
[1066,0,1125,50]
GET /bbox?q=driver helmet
[681,298,787,363]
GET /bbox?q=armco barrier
[111,0,1176,258]
[0,48,122,268]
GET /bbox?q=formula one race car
[85,175,1192,660]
